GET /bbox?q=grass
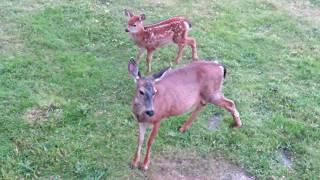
[0,0,319,179]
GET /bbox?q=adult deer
[124,9,198,73]
[128,58,241,170]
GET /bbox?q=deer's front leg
[131,123,147,168]
[179,103,204,133]
[135,48,145,64]
[139,122,160,170]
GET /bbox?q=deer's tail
[222,64,227,79]
[185,19,192,29]
[187,21,192,29]
[181,17,192,30]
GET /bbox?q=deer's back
[159,61,224,88]
[154,61,224,116]
[144,16,187,29]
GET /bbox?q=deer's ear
[128,58,140,81]
[139,14,146,21]
[124,9,133,17]
[152,67,170,82]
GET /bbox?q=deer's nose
[145,110,154,117]
[125,28,129,32]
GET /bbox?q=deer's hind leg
[175,44,185,64]
[208,93,241,128]
[185,37,198,60]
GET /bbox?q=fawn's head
[124,9,146,33]
[128,58,170,117]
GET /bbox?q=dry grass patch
[24,103,61,124]
[142,0,181,7]
[269,0,320,23]
[286,1,320,18]
[0,34,24,56]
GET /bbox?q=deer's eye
[139,90,144,95]
[132,24,136,27]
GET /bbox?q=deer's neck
[130,28,146,42]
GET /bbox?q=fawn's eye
[139,90,144,95]
[132,24,136,27]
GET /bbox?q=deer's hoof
[231,122,242,128]
[130,161,139,169]
[138,163,149,171]
[178,127,186,133]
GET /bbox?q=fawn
[125,9,198,73]
[128,58,241,170]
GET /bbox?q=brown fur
[125,9,198,73]
[128,59,242,171]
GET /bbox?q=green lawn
[0,0,319,179]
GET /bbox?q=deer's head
[128,58,170,117]
[124,9,146,33]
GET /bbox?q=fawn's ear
[124,9,133,17]
[152,67,171,82]
[139,14,146,21]
[128,58,141,81]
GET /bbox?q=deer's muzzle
[145,110,154,117]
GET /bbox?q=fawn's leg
[209,93,241,127]
[139,122,160,170]
[131,123,147,168]
[146,49,154,74]
[186,37,198,60]
[175,44,185,64]
[179,103,204,133]
[135,48,145,64]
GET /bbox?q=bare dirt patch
[278,147,293,168]
[136,151,254,180]
[208,113,223,130]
